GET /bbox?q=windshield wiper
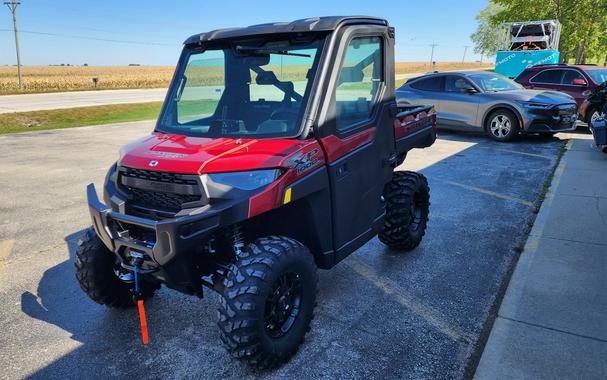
[235,45,310,57]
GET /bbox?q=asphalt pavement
[0,121,566,379]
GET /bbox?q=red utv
[515,64,607,124]
[75,16,437,368]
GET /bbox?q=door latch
[383,152,398,167]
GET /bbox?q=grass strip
[0,102,163,134]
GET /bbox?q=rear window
[561,70,585,85]
[410,77,442,91]
[531,69,562,84]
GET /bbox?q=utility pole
[430,43,437,71]
[4,0,23,92]
[462,46,470,63]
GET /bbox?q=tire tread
[217,236,317,369]
[379,171,430,250]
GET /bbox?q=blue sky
[0,0,488,66]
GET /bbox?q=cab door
[560,69,589,108]
[315,25,395,262]
[439,75,481,130]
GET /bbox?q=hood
[118,133,308,174]
[487,89,575,104]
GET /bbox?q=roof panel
[183,16,388,45]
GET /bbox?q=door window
[410,76,443,91]
[445,76,474,92]
[561,70,585,86]
[530,69,562,84]
[334,36,383,132]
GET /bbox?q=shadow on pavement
[21,230,87,340]
[21,230,263,380]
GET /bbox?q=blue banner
[495,50,560,78]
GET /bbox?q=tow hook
[131,251,149,345]
[131,251,145,299]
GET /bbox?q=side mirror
[465,87,478,94]
[572,78,587,86]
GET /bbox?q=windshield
[586,69,607,85]
[157,36,325,138]
[469,72,522,92]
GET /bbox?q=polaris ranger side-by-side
[76,16,436,367]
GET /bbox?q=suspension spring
[231,224,245,257]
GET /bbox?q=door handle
[336,164,348,178]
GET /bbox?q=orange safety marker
[137,299,149,345]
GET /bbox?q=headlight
[522,102,552,109]
[208,169,282,190]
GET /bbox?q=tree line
[471,0,607,64]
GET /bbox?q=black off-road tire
[75,227,157,308]
[486,109,520,142]
[217,236,318,368]
[379,171,430,251]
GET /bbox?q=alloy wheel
[264,272,302,338]
[409,191,424,233]
[490,114,512,138]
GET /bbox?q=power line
[4,0,22,91]
[0,28,173,46]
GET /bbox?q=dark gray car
[396,71,578,141]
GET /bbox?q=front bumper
[88,183,221,265]
[87,183,228,296]
[523,103,578,133]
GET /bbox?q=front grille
[117,166,204,213]
[120,167,199,186]
[128,188,200,210]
